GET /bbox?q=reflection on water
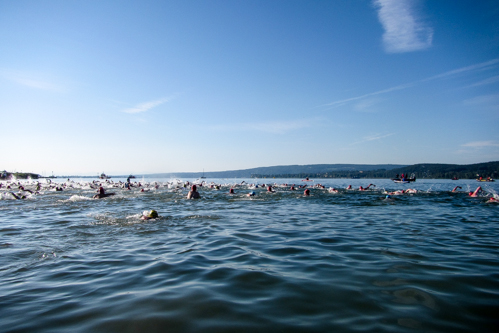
[0,178,498,332]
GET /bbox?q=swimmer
[469,186,482,197]
[304,189,310,196]
[229,188,235,194]
[9,192,26,200]
[93,186,115,199]
[267,186,274,193]
[386,190,404,195]
[187,185,200,199]
[487,195,499,203]
[328,187,338,193]
[359,184,375,191]
[404,188,417,194]
[247,191,256,197]
[452,186,462,193]
[141,210,158,220]
[346,185,352,190]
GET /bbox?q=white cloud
[121,98,171,114]
[374,0,433,53]
[462,141,499,148]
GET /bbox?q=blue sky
[1,0,498,176]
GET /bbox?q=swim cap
[149,210,158,218]
[192,185,196,191]
[386,195,391,199]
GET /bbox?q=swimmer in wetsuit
[93,186,115,199]
[187,185,200,199]
[9,192,26,200]
[452,186,462,193]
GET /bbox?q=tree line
[250,162,499,179]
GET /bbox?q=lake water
[1,178,498,332]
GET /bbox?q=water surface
[1,178,498,332]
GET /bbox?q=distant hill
[142,164,407,179]
[56,161,499,180]
[249,161,499,179]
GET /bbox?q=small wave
[65,195,93,202]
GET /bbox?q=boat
[99,173,111,179]
[392,173,416,183]
[200,169,206,179]
[476,178,495,182]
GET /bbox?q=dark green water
[1,178,498,332]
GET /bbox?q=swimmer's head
[143,210,158,218]
[229,188,235,194]
[386,195,391,199]
[304,189,310,196]
[192,185,197,191]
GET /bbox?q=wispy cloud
[424,58,499,82]
[374,0,433,53]
[462,141,499,148]
[353,98,382,112]
[121,98,171,114]
[247,120,312,134]
[463,93,499,107]
[210,119,313,134]
[468,75,499,88]
[350,132,395,145]
[323,83,413,108]
[322,58,499,109]
[1,70,64,92]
